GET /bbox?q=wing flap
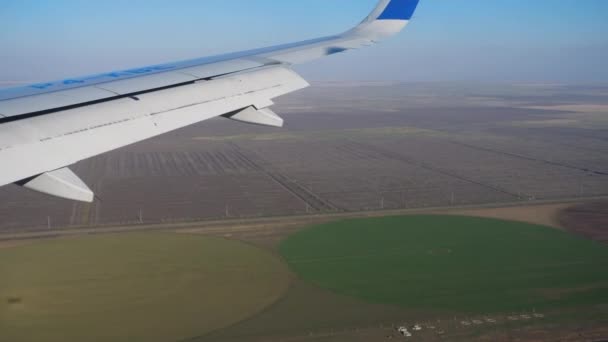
[0,60,269,119]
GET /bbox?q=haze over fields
[0,82,606,232]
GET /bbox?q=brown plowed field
[558,200,608,243]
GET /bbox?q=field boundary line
[1,196,607,243]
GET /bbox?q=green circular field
[280,215,608,313]
[0,233,289,342]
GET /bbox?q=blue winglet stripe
[377,0,420,20]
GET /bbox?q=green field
[280,215,608,313]
[0,233,289,342]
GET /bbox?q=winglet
[349,0,420,40]
[363,0,420,22]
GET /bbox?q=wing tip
[348,0,419,40]
[372,0,420,22]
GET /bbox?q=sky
[0,0,607,84]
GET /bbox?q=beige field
[0,233,290,342]
[437,203,569,229]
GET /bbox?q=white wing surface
[0,0,420,202]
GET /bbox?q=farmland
[1,204,607,341]
[0,233,289,342]
[199,209,608,342]
[279,215,608,313]
[0,82,606,341]
[0,83,607,232]
[558,200,608,242]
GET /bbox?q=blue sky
[0,0,607,84]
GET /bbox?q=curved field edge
[0,232,290,342]
[279,215,608,313]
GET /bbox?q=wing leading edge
[0,0,420,202]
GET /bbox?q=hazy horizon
[0,0,607,86]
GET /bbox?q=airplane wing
[0,0,420,202]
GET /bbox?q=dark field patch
[280,215,608,313]
[558,200,608,243]
[6,296,21,304]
